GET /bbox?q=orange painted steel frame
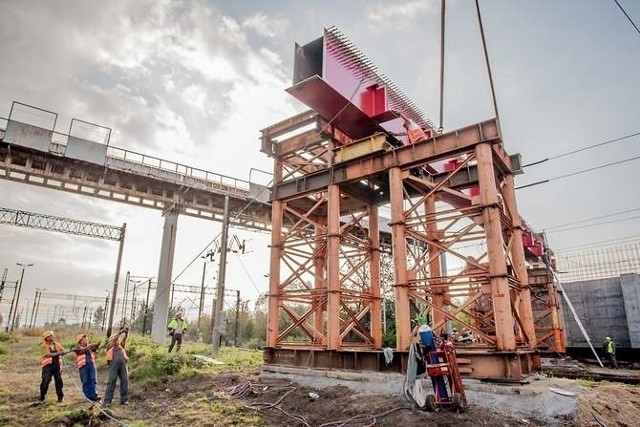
[262,112,547,379]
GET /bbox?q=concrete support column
[476,143,516,351]
[151,208,179,344]
[389,167,411,350]
[368,204,382,348]
[503,174,537,349]
[326,184,341,350]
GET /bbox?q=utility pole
[102,295,109,331]
[212,195,230,357]
[142,278,152,335]
[29,290,38,328]
[130,284,137,323]
[197,261,207,332]
[106,223,126,339]
[81,306,88,328]
[33,290,43,328]
[10,262,34,332]
[234,290,241,347]
[0,268,7,306]
[122,271,130,320]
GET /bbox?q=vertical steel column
[266,157,284,348]
[151,209,179,343]
[314,221,326,342]
[426,196,445,328]
[197,261,207,332]
[389,167,411,350]
[326,184,341,350]
[368,204,382,348]
[476,143,516,351]
[503,174,537,349]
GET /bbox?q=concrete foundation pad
[261,366,583,425]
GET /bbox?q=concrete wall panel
[4,120,52,152]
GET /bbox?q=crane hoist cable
[475,0,500,122]
[438,0,446,133]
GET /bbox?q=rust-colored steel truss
[529,267,566,353]
[262,113,541,379]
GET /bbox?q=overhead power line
[516,154,640,189]
[613,0,640,36]
[522,131,640,168]
[543,206,640,231]
[545,214,640,234]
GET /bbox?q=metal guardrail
[0,119,253,196]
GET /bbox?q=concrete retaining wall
[561,274,639,349]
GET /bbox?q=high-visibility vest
[606,341,615,354]
[106,343,129,363]
[75,350,96,369]
[41,341,63,367]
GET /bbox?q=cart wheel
[452,393,466,413]
[422,394,437,412]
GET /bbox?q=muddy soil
[576,383,640,427]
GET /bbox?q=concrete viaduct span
[0,101,272,343]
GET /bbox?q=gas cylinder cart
[404,323,468,413]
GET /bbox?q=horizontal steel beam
[272,119,502,201]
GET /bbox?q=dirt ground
[576,383,640,427]
[0,335,637,427]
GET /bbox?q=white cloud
[243,13,289,38]
[367,0,437,24]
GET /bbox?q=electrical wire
[613,0,640,36]
[522,131,640,168]
[543,206,640,231]
[554,234,640,252]
[545,214,640,234]
[516,154,640,189]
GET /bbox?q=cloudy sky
[0,1,638,325]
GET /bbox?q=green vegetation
[0,346,7,356]
[186,398,265,426]
[0,332,18,343]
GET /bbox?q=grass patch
[0,346,7,356]
[217,347,263,370]
[184,398,265,425]
[0,332,18,343]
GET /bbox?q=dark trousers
[168,333,183,352]
[79,364,98,400]
[607,353,617,368]
[104,360,128,405]
[40,364,63,401]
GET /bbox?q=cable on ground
[60,356,129,427]
[223,381,410,427]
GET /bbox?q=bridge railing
[105,146,252,194]
[0,115,254,197]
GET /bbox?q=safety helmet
[76,334,87,343]
[42,330,54,339]
[605,337,611,341]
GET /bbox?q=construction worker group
[39,328,130,407]
[39,312,188,406]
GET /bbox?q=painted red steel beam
[271,118,502,201]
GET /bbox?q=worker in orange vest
[39,330,68,403]
[103,328,129,408]
[73,334,101,401]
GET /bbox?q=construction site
[1,1,639,427]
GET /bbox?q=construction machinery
[404,323,467,412]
